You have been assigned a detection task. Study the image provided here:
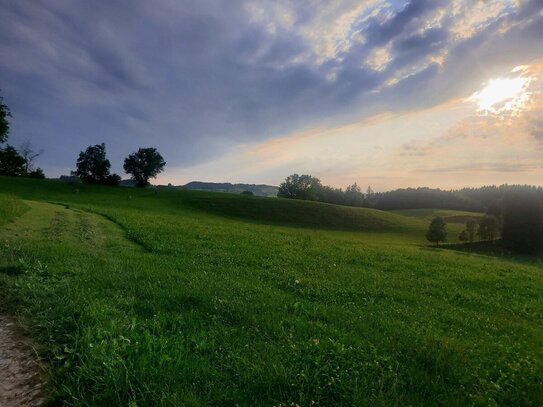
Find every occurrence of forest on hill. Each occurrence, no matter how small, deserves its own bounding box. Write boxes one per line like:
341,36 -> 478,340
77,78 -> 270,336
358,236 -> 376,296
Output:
180,181 -> 278,197
278,174 -> 543,212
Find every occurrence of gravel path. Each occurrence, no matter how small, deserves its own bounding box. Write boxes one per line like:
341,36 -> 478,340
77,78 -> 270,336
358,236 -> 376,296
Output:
0,315 -> 45,407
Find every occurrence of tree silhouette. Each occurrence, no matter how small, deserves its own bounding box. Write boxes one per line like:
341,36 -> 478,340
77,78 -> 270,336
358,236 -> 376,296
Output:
465,219 -> 478,243
426,217 -> 447,247
19,140 -> 43,174
277,174 -> 322,200
345,183 -> 364,206
76,143 -> 119,185
0,93 -> 11,144
123,147 -> 166,187
28,167 -> 45,179
502,193 -> 543,254
0,145 -> 26,176
477,215 -> 500,241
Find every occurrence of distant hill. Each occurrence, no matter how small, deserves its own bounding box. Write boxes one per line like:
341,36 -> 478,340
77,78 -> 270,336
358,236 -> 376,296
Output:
181,181 -> 278,197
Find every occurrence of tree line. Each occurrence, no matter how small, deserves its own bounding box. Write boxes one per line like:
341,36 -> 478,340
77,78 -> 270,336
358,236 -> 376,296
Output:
278,174 -> 371,207
0,94 -> 165,187
425,191 -> 543,254
426,214 -> 501,247
373,185 -> 543,212
279,173 -> 543,254
0,95 -> 45,178
75,143 -> 165,187
278,173 -> 543,213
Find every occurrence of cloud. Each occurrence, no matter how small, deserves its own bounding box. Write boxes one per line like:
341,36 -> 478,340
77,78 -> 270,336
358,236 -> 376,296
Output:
0,0 -> 541,182
361,0 -> 445,47
418,162 -> 543,173
530,119 -> 543,139
395,63 -> 543,182
391,28 -> 449,68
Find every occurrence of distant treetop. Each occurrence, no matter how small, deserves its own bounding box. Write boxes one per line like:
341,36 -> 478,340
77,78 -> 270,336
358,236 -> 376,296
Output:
123,147 -> 166,187
0,93 -> 11,144
76,143 -> 120,186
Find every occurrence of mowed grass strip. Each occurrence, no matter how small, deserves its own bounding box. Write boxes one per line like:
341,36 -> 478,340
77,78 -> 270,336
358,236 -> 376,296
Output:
0,177 -> 542,406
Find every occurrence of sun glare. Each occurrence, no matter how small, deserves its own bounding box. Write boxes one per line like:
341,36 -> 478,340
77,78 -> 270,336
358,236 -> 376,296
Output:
470,70 -> 533,116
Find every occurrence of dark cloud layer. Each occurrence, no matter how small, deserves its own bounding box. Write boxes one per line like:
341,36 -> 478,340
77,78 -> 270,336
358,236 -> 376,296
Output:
0,0 -> 541,177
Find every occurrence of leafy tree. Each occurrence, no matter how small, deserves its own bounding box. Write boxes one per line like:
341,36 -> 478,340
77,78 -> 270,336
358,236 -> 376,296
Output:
277,174 -> 322,200
0,93 -> 11,144
0,143 -> 45,178
0,145 -> 26,176
365,186 -> 375,206
241,190 -> 254,196
345,183 -> 364,206
465,219 -> 478,243
0,98 -> 46,178
459,230 -> 468,242
426,216 -> 447,247
477,215 -> 500,241
318,185 -> 347,205
123,147 -> 166,187
76,143 -> 119,185
502,193 -> 543,254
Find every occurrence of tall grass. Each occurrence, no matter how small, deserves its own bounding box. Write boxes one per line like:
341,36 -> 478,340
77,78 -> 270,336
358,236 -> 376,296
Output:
0,193 -> 28,226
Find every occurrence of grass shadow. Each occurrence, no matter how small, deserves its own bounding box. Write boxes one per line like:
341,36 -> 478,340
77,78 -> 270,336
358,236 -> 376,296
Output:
0,265 -> 25,276
440,239 -> 542,264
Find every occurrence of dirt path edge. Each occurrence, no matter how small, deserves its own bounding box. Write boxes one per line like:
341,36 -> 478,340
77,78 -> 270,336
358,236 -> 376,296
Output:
0,314 -> 46,407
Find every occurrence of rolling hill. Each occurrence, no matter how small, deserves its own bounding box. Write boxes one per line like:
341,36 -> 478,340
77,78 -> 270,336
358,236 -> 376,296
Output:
180,181 -> 278,197
0,176 -> 541,406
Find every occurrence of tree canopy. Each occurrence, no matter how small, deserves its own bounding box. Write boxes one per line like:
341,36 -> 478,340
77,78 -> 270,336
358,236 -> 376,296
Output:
0,94 -> 10,144
0,96 -> 46,178
345,183 -> 364,206
76,143 -> 119,185
278,174 -> 323,200
465,219 -> 478,243
426,217 -> 447,247
123,147 -> 166,187
0,145 -> 26,176
502,193 -> 543,254
477,215 -> 500,241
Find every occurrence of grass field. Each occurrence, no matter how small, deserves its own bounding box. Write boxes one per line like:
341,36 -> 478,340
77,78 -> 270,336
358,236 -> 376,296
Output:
392,208 -> 482,224
0,176 -> 542,406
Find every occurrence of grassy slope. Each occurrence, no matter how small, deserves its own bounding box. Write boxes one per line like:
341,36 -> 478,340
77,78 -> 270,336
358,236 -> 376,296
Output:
0,177 -> 542,406
391,209 -> 482,218
392,208 -> 483,242
0,177 -> 426,233
0,194 -> 29,226
392,208 -> 482,224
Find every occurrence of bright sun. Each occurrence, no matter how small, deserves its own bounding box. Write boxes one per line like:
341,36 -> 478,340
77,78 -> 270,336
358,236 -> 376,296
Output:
470,70 -> 533,116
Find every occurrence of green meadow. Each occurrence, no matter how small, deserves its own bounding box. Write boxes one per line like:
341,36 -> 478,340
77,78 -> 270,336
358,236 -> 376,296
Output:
391,208 -> 482,222
0,176 -> 542,406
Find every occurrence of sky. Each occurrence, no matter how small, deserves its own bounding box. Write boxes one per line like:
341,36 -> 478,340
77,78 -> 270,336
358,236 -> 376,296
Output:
1,0 -> 543,190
